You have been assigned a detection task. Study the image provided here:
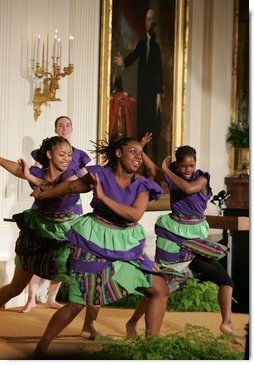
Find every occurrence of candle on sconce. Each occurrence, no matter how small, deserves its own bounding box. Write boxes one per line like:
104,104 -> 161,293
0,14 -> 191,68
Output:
32,36 -> 36,66
68,35 -> 74,64
42,41 -> 45,68
53,35 -> 57,63
31,28 -> 74,121
57,38 -> 61,67
36,34 -> 41,64
60,41 -> 62,67
46,33 -> 49,71
53,29 -> 58,63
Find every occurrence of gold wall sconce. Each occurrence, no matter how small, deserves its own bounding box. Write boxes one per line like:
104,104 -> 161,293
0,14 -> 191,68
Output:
32,31 -> 74,121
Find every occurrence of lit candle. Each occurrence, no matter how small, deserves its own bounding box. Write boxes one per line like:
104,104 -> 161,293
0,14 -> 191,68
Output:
33,36 -> 36,64
68,35 -> 74,64
36,34 -> 41,64
57,38 -> 61,66
53,34 -> 57,62
42,41 -> 45,67
53,29 -> 58,63
60,42 -> 62,68
46,33 -> 49,71
26,38 -> 29,69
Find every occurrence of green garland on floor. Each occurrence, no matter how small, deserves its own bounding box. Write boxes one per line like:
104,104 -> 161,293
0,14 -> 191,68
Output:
42,325 -> 244,360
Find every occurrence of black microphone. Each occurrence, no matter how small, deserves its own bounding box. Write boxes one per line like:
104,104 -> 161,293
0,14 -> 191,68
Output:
210,190 -> 231,205
211,195 -> 218,205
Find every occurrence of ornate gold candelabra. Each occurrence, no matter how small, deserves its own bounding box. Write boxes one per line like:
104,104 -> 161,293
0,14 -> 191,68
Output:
32,32 -> 74,121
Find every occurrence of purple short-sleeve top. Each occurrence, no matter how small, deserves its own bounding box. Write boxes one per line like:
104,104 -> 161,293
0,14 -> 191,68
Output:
29,166 -> 80,214
164,162 -> 212,216
86,165 -> 163,226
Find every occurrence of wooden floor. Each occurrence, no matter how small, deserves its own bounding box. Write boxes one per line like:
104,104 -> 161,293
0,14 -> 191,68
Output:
0,305 -> 249,360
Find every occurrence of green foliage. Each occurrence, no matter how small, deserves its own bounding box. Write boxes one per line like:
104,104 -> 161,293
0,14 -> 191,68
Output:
109,279 -> 220,312
167,279 -> 220,312
50,326 -> 244,360
226,124 -> 249,148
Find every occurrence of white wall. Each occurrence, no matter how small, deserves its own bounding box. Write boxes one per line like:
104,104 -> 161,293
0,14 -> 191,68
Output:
0,0 -> 234,306
185,0 -> 233,216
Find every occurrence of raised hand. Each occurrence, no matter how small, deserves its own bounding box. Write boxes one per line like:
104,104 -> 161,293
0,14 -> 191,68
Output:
30,186 -> 43,199
90,173 -> 104,201
17,158 -> 30,180
30,182 -> 55,199
162,156 -> 172,172
140,132 -> 152,148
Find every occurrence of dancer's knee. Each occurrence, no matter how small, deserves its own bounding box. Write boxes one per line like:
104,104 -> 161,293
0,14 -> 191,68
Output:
148,275 -> 169,298
66,301 -> 84,316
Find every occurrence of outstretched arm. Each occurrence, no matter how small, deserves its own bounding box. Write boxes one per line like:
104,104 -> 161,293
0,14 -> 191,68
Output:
162,156 -> 207,194
31,172 -> 94,199
0,157 -> 25,178
0,157 -> 44,186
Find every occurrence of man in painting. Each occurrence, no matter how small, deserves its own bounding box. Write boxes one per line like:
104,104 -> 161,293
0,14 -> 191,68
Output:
114,8 -> 163,166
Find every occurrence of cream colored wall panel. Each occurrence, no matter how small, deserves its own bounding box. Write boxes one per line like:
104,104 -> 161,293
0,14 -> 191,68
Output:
185,0 -> 205,150
186,0 -> 234,216
208,0 -> 233,207
69,0 -> 100,212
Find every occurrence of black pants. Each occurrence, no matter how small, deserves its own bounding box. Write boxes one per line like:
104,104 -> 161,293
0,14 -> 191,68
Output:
189,255 -> 234,288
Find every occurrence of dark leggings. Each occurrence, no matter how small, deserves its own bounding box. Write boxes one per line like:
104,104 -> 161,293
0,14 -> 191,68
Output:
189,255 -> 234,289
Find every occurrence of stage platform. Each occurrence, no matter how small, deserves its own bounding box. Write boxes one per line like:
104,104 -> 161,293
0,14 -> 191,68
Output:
0,305 -> 248,360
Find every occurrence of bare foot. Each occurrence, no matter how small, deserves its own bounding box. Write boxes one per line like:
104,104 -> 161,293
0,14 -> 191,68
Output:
20,301 -> 36,313
45,301 -> 63,309
80,322 -> 101,341
126,320 -> 138,337
220,323 -> 243,346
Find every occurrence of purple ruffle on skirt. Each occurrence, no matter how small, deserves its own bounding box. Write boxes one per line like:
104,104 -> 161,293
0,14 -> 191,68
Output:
155,225 -> 184,245
66,229 -> 145,262
70,258 -> 111,273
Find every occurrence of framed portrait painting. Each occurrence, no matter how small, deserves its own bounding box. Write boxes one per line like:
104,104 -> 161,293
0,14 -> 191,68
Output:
98,0 -> 189,210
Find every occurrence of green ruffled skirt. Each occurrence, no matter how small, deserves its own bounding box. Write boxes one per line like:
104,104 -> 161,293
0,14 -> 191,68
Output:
66,214 -> 156,305
14,209 -> 78,282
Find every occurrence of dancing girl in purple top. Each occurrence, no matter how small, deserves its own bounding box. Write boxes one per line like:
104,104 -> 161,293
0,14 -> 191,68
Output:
126,145 -> 241,345
24,116 -> 91,314
0,136 -> 81,309
32,136 -> 169,358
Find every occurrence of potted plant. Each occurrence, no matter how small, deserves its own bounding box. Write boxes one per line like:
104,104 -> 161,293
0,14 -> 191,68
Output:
226,123 -> 249,148
226,123 -> 249,175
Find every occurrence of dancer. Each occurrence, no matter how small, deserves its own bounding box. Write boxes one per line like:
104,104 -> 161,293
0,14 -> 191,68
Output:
80,132 -> 154,340
125,145 -> 240,344
0,136 -> 81,309
32,136 -> 169,357
80,132 -> 155,341
22,115 -> 91,313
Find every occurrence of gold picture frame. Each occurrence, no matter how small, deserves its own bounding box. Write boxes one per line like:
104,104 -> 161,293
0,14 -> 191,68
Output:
229,0 -> 249,176
98,0 -> 189,210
